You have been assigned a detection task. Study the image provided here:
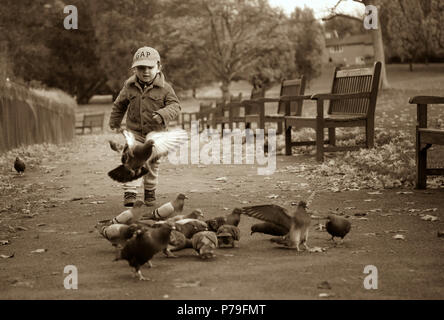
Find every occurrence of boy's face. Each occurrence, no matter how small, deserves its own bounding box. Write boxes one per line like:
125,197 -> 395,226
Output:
135,64 -> 160,83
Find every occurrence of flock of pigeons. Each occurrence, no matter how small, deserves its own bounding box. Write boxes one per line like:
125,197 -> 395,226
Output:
96,193 -> 351,281
13,129 -> 352,281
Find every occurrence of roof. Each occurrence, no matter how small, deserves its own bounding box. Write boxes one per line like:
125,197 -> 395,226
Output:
325,34 -> 373,47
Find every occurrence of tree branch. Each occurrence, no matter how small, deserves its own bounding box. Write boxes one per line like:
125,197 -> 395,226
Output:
322,13 -> 363,23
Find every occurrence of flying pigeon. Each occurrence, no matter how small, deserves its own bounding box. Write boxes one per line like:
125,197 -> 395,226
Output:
242,201 -> 311,251
325,214 -> 351,244
116,223 -> 175,280
14,157 -> 26,175
216,224 -> 240,248
191,231 -> 218,259
108,129 -> 188,183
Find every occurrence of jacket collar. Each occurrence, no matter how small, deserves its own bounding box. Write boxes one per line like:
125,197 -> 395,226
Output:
127,72 -> 165,91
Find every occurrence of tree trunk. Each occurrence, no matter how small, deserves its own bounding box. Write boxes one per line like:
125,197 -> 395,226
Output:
370,18 -> 390,89
361,0 -> 389,89
220,81 -> 230,101
192,88 -> 197,98
409,61 -> 413,72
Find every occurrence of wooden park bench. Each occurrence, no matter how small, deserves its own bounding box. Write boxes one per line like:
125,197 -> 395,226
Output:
213,93 -> 242,132
238,77 -> 307,135
75,113 -> 105,134
284,61 -> 382,162
409,96 -> 444,189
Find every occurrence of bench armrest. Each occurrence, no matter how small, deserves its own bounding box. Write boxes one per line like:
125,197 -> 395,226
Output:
279,94 -> 312,101
409,96 -> 444,105
311,92 -> 371,100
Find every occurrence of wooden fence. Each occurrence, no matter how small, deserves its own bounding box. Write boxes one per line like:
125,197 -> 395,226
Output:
0,81 -> 76,153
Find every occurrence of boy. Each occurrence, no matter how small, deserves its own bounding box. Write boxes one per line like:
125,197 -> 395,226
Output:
109,46 -> 181,207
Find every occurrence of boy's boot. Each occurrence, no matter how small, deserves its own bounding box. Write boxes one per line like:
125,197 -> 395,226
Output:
124,192 -> 137,207
144,189 -> 156,206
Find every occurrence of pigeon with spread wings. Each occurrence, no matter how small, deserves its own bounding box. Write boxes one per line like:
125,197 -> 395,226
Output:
242,201 -> 311,251
108,129 -> 188,183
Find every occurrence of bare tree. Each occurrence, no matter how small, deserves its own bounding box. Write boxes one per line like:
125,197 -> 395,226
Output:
323,0 -> 389,89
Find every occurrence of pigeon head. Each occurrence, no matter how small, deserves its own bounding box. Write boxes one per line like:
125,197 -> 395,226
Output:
232,208 -> 242,215
189,209 -> 203,219
298,201 -> 307,209
177,194 -> 188,200
133,200 -> 145,208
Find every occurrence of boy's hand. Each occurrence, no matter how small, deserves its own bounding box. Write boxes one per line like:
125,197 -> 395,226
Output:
152,113 -> 163,124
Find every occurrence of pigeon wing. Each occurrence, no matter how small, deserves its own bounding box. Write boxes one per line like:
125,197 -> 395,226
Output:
123,130 -> 136,150
241,204 -> 292,229
147,129 -> 189,159
108,165 -> 135,183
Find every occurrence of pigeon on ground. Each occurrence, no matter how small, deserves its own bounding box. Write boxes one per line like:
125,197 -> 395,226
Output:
168,229 -> 192,252
205,216 -> 228,232
14,157 -> 26,175
325,214 -> 351,243
108,129 -> 188,183
217,224 -> 240,248
145,194 -> 188,220
174,219 -> 208,239
242,201 -> 311,251
168,209 -> 204,222
250,222 -> 288,236
111,200 -> 145,224
108,140 -> 124,153
226,208 -> 242,227
191,231 -> 218,259
116,223 -> 175,280
97,223 -> 142,258
98,223 -> 141,247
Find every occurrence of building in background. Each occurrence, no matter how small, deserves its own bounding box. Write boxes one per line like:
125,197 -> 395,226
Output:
324,34 -> 374,66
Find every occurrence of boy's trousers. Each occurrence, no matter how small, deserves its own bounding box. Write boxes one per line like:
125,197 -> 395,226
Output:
123,130 -> 159,193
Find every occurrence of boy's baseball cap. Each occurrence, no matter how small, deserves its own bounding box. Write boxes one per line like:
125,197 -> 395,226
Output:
131,46 -> 161,68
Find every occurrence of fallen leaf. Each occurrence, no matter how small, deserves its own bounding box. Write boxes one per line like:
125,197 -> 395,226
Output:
364,199 -> 375,202
1,253 -> 14,259
393,234 -> 405,240
364,233 -> 377,236
0,240 -> 10,245
266,194 -> 279,199
309,246 -> 326,253
317,281 -> 332,290
367,191 -> 382,195
31,248 -> 47,253
396,191 -> 413,195
163,294 -> 169,299
437,231 -> 444,238
423,208 -> 438,212
70,197 -> 83,201
215,177 -> 227,182
319,293 -> 334,298
16,226 -> 28,231
174,281 -> 201,288
90,201 -> 105,204
354,212 -> 367,217
421,215 -> 438,222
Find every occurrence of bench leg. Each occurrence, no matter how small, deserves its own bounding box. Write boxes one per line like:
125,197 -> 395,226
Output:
285,125 -> 292,156
416,131 -> 427,189
328,128 -> 336,146
366,120 -> 374,148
